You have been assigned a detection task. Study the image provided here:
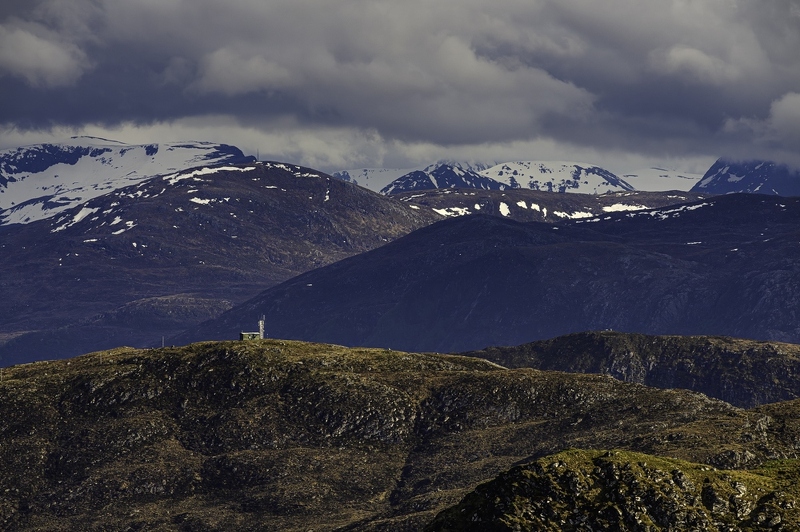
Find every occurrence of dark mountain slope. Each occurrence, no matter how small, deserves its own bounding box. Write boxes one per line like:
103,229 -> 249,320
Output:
176,215 -> 609,350
181,194 -> 800,352
0,162 -> 437,364
464,331 -> 800,408
4,340 -> 800,530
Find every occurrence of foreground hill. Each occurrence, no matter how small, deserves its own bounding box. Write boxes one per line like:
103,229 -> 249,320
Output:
0,162 -> 436,365
3,340 -> 800,530
181,193 -> 800,352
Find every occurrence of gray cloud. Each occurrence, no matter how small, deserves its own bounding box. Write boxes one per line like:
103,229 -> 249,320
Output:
0,23 -> 90,87
1,0 -> 799,167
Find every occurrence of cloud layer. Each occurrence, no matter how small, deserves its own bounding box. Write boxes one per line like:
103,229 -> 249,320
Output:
2,0 -> 799,169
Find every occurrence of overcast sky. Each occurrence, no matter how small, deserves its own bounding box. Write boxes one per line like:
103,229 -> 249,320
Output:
1,0 -> 799,173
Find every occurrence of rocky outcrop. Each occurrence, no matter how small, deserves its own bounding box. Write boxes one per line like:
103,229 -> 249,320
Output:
427,449 -> 800,531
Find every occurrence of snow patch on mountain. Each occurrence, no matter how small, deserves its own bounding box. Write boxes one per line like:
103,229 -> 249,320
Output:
0,138 -> 254,226
163,165 -> 256,185
602,203 -> 647,212
553,210 -> 595,219
627,202 -> 714,221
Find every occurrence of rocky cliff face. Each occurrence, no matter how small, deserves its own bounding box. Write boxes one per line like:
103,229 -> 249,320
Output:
3,340 -> 800,530
464,331 -> 800,408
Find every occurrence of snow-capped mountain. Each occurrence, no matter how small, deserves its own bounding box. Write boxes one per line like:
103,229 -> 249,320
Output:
0,137 -> 255,225
620,167 -> 703,192
380,161 -> 504,195
479,161 -> 633,194
691,159 -> 800,196
333,160 -> 496,195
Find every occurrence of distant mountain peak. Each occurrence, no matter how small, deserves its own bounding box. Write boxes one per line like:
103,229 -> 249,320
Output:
691,158 -> 800,196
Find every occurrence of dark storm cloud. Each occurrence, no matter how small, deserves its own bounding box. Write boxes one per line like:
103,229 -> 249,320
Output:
1,0 -> 799,163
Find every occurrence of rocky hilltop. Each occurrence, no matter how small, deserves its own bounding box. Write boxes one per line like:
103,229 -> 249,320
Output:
3,339 -> 800,530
